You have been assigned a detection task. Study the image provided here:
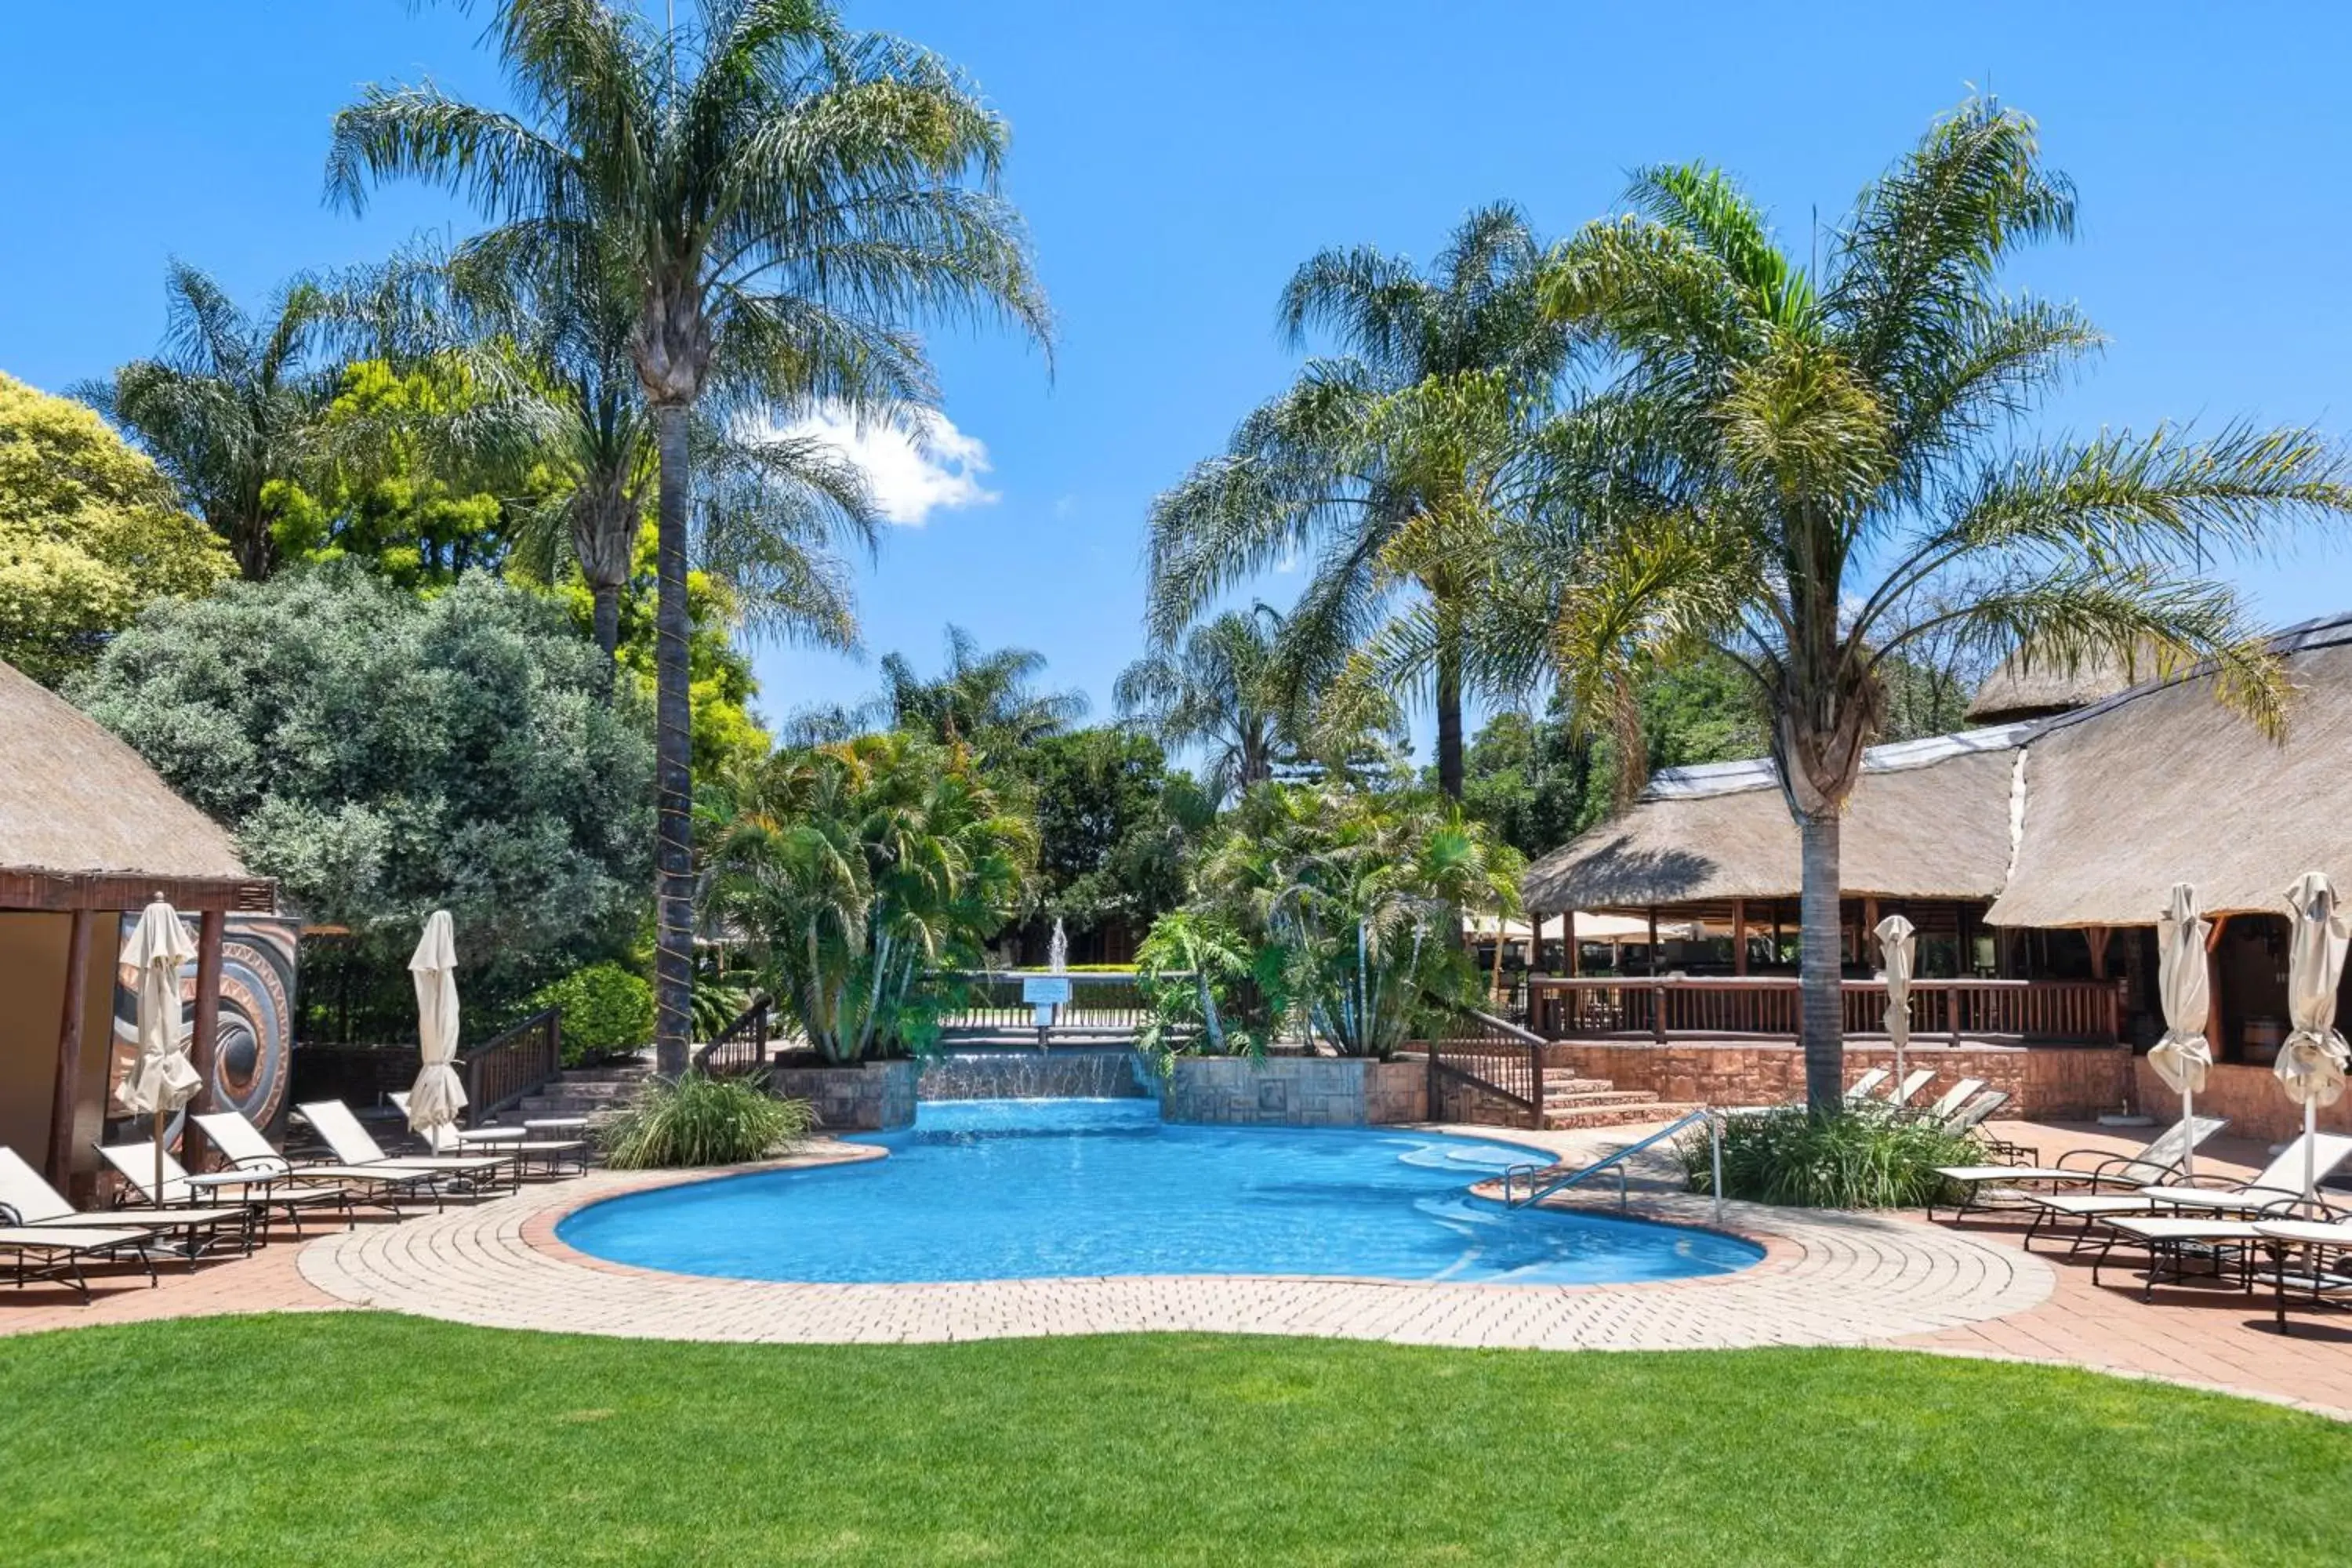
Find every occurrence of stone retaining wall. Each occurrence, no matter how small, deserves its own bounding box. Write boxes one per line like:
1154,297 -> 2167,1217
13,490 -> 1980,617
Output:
2132,1058 -> 2352,1145
1539,1040 -> 2132,1119
1163,1056 -> 1426,1127
766,1058 -> 918,1132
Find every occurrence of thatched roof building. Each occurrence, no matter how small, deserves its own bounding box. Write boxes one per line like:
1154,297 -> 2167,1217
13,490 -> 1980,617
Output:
1519,726 -> 2029,916
1523,612 -> 2352,932
1963,644 -> 2146,725
0,659 -> 270,912
1986,614 -> 2352,927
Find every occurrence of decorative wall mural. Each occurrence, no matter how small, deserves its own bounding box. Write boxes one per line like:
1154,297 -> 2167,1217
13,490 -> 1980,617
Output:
109,914 -> 301,1138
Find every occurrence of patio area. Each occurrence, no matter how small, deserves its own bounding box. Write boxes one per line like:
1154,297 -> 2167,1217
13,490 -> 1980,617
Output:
8,1116 -> 2347,1421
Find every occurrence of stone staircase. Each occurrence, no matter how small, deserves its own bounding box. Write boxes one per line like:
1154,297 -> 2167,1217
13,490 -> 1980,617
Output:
506,1062 -> 651,1124
1538,1075 -> 1699,1132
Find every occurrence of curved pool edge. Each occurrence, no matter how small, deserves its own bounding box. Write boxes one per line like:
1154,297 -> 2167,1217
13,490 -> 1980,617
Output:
299,1166 -> 2055,1352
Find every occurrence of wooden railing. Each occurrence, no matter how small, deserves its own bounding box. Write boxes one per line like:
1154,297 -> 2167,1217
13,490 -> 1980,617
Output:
1526,975 -> 2122,1044
465,1007 -> 561,1116
694,995 -> 771,1077
1420,998 -> 1548,1128
931,971 -> 1167,1036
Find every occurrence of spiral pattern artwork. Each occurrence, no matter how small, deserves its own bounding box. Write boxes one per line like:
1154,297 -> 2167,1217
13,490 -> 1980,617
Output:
108,913 -> 301,1135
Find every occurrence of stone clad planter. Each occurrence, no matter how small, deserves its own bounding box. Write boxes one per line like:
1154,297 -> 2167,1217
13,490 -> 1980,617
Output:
766,1058 -> 918,1132
1163,1055 -> 1427,1127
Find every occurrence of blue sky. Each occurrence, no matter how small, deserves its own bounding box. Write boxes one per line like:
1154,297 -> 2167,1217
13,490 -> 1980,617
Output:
5,2 -> 2349,754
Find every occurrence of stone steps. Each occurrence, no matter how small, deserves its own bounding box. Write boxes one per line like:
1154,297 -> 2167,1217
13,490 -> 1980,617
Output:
1541,1088 -> 1662,1109
507,1064 -> 650,1122
1542,1099 -> 1701,1131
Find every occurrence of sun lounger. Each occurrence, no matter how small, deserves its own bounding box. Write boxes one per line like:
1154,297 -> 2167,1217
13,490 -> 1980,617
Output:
295,1101 -> 516,1191
1881,1068 -> 1936,1109
387,1094 -> 589,1176
2,1145 -> 256,1245
2026,1133 -> 2352,1251
2251,1214 -> 2352,1333
97,1139 -> 349,1243
1918,1077 -> 1987,1123
1926,1114 -> 2227,1222
194,1111 -> 441,1213
1842,1068 -> 1890,1104
1943,1089 -> 2009,1138
0,1225 -> 163,1303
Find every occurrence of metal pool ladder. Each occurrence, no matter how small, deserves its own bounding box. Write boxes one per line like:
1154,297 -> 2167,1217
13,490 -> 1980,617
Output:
1500,1108 -> 1723,1222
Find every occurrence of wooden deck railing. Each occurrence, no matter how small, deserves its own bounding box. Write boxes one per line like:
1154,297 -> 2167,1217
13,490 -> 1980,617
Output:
1418,997 -> 1549,1128
931,971 -> 1168,1036
464,1007 -> 562,1116
1526,975 -> 2121,1045
694,994 -> 771,1077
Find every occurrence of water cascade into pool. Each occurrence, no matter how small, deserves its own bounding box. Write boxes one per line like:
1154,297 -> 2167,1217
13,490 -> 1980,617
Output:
558,1099 -> 1762,1287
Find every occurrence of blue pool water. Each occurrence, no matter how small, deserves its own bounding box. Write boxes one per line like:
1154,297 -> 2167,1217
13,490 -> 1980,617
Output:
558,1098 -> 1761,1286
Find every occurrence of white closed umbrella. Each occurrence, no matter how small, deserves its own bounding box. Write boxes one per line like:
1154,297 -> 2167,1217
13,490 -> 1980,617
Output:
2278,872 -> 2350,1203
1875,914 -> 1917,1098
116,900 -> 201,1208
2150,883 -> 2215,1182
406,910 -> 468,1138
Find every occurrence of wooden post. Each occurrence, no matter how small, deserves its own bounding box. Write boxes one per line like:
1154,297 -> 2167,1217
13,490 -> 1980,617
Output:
1731,899 -> 1748,977
1563,909 -> 1580,978
2085,925 -> 2111,981
1863,897 -> 1880,967
45,909 -> 94,1188
187,909 -> 224,1173
1646,906 -> 1660,975
2204,913 -> 2230,1060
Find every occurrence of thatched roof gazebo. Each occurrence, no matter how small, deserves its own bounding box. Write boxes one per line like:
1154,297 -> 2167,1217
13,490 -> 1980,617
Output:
1963,642 -> 2149,726
0,659 -> 274,1187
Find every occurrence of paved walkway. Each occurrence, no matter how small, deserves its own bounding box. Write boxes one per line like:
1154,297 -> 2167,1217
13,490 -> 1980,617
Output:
6,1118 -> 2348,1421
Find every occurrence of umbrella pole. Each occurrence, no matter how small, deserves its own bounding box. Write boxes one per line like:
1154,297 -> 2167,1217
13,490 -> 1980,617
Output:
152,1109 -> 167,1209
2307,1099 -> 2319,1203
2181,1087 -> 2194,1185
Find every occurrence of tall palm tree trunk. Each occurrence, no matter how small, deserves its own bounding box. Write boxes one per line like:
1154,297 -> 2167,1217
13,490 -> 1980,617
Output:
652,404 -> 695,1075
1435,636 -> 1465,800
1797,810 -> 1845,1113
591,586 -> 622,659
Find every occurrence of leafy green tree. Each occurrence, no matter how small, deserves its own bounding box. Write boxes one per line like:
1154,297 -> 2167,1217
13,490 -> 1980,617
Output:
0,371 -> 232,683
579,521 -> 773,777
794,625 -> 1088,753
329,0 -> 1049,1074
1011,728 -> 1211,951
1185,783 -> 1523,1056
72,564 -> 653,1009
701,731 -> 1033,1062
1446,100 -> 2352,1110
1145,205 -> 1567,799
77,262 -> 351,580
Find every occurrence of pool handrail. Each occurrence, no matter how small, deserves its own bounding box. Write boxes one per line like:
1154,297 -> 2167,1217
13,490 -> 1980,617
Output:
1501,1108 -> 1722,1219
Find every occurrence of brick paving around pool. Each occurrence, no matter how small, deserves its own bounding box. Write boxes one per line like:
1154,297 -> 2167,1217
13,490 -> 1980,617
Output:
5,1120 -> 2349,1421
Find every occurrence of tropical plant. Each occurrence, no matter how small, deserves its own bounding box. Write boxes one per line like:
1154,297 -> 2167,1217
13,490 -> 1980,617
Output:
1407,99 -> 2352,1111
1009,727 -> 1208,952
73,564 -> 653,1005
0,370 -> 234,683
525,960 -> 656,1064
1144,205 -> 1570,799
1684,1106 -> 1987,1209
1131,909 -> 1263,1072
1185,782 -> 1523,1057
77,262 -> 355,580
329,0 -> 1050,1073
598,1071 -> 811,1168
700,731 -> 1034,1063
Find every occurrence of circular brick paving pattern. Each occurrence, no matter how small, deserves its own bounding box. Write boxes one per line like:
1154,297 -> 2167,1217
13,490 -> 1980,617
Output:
297,1144 -> 2053,1350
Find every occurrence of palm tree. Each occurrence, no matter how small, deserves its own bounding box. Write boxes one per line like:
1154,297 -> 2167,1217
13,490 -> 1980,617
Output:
877,625 -> 1088,750
78,261 -> 348,579
1144,204 -> 1569,799
1446,100 -> 2352,1112
328,0 -> 1048,1073
1113,604 -> 1297,803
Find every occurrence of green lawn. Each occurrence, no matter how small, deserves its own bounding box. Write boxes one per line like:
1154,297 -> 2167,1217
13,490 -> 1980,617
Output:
4,1316 -> 2345,1566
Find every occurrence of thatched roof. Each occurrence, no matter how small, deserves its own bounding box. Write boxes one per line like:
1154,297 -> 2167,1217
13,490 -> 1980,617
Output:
1521,726 -> 2030,914
0,657 -> 267,910
1965,644 -> 2147,724
1985,613 -> 2352,927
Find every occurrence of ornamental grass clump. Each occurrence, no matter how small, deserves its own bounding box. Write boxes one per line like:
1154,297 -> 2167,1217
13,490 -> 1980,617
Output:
1683,1107 -> 1983,1209
598,1073 -> 813,1170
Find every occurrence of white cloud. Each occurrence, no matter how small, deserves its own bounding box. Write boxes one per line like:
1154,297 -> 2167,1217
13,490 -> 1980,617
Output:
775,404 -> 999,526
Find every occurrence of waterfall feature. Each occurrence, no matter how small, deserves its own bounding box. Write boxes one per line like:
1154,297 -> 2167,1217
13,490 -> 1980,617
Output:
919,1046 -> 1150,1101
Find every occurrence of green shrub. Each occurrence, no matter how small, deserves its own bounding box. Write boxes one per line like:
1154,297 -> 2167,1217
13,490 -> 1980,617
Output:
528,962 -> 655,1064
1682,1107 -> 1984,1209
597,1073 -> 814,1169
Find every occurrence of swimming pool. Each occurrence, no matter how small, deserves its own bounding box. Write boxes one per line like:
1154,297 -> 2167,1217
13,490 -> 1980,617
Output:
557,1098 -> 1762,1287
